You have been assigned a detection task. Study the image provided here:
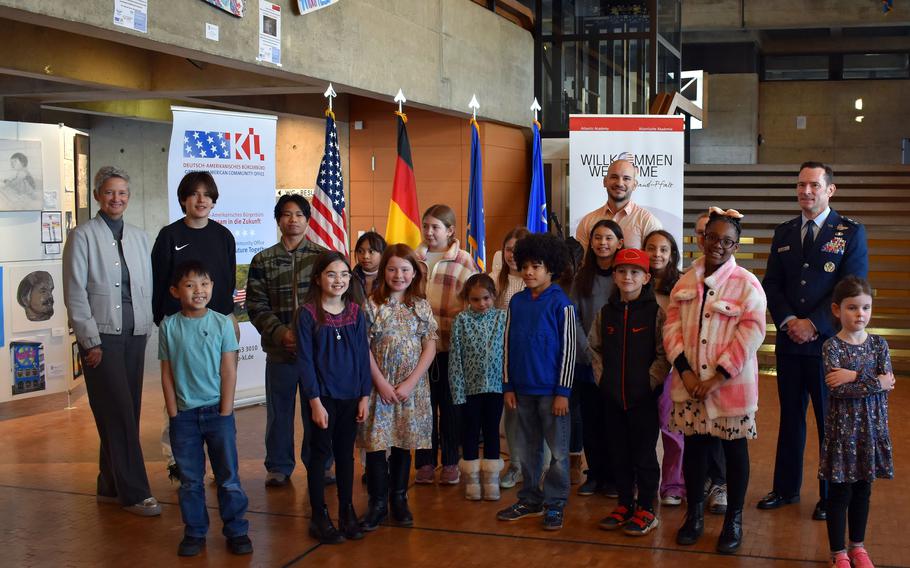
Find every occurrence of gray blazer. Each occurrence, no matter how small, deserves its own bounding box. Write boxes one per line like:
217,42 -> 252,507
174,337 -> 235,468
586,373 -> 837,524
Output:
63,215 -> 153,349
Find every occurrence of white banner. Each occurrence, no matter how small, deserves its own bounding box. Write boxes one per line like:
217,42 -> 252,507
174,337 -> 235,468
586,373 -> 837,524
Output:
168,106 -> 278,403
568,114 -> 685,251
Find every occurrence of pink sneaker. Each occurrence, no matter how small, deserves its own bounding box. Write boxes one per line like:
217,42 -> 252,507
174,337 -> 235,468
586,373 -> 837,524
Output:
848,547 -> 875,568
439,465 -> 461,485
415,465 -> 435,484
831,552 -> 850,568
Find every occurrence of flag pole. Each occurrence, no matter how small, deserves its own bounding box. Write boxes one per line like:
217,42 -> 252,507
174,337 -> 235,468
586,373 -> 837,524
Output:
324,83 -> 336,113
394,88 -> 406,115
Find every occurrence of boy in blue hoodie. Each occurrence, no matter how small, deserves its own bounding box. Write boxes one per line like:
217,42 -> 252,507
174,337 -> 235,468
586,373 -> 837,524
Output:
496,233 -> 576,531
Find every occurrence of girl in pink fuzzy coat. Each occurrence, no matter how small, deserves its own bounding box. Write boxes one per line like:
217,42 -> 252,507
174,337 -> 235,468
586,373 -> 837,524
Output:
663,208 -> 767,555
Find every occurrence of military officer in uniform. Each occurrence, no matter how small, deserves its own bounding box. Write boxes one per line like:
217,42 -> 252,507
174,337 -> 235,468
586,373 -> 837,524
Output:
758,162 -> 868,521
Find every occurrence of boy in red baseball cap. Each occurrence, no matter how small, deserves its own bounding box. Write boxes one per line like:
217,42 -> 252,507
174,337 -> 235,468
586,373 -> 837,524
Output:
587,249 -> 671,537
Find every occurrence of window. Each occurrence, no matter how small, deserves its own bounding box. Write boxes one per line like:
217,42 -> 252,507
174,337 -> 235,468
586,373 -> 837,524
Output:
843,53 -> 910,79
763,55 -> 830,81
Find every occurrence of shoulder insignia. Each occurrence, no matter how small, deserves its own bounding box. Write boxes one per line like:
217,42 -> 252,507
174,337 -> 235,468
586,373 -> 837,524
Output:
839,216 -> 860,226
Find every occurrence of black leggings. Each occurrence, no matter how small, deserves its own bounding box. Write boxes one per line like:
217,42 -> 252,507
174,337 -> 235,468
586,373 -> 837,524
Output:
461,393 -> 503,460
683,435 -> 749,510
826,480 -> 872,552
307,397 -> 358,511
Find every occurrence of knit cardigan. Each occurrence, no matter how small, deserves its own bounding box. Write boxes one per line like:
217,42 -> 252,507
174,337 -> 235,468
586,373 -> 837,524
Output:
663,256 -> 767,419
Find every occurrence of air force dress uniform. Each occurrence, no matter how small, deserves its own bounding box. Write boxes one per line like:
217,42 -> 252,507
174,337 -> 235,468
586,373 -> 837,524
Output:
762,208 -> 868,503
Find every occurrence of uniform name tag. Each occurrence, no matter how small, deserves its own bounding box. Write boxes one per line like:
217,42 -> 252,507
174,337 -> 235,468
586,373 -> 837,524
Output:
777,245 -> 790,252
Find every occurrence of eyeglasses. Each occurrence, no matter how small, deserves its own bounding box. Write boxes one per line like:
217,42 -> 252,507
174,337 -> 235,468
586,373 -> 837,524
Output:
704,233 -> 738,250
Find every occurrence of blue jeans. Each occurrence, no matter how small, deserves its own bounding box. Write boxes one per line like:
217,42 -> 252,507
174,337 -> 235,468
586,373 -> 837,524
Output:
515,393 -> 571,510
170,405 -> 249,538
265,361 -> 314,476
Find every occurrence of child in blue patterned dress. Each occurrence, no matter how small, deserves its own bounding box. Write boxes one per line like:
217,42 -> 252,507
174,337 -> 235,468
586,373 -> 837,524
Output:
820,275 -> 895,568
449,273 -> 507,501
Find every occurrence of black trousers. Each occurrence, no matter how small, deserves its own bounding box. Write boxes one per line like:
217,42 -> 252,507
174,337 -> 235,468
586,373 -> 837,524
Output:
605,398 -> 660,511
826,480 -> 872,552
307,397 -> 358,511
461,393 -> 503,460
684,435 -> 750,510
773,353 -> 828,500
569,383 -> 583,453
579,380 -> 612,484
415,352 -> 460,468
82,331 -> 152,506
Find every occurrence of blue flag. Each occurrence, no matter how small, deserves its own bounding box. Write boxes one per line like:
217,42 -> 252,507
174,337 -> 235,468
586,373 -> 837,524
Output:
466,119 -> 486,271
527,120 -> 548,233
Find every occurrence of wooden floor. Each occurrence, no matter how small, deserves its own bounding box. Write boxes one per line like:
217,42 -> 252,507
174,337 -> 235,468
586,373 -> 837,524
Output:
1,365 -> 908,567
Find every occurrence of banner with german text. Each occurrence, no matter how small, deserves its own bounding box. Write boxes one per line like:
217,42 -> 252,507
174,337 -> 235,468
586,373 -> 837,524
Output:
168,106 -> 277,404
568,115 -> 684,250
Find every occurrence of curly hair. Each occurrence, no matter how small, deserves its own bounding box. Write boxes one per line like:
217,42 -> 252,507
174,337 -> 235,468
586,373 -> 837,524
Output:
513,233 -> 570,278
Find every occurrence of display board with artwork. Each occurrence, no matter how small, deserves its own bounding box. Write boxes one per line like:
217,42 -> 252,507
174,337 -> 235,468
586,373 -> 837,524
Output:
0,121 -> 86,403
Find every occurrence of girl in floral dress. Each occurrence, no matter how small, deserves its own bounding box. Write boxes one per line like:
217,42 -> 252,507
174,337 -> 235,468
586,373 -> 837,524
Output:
821,275 -> 895,568
358,244 -> 437,531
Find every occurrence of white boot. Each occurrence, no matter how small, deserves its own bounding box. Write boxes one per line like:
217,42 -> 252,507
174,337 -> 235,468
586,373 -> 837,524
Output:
460,459 -> 481,501
481,458 -> 504,501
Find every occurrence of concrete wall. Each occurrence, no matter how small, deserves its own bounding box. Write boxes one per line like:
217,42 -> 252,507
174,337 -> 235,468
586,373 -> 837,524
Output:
0,0 -> 534,126
690,73 -> 758,164
88,117 -> 170,241
683,0 -> 910,31
758,79 -> 910,164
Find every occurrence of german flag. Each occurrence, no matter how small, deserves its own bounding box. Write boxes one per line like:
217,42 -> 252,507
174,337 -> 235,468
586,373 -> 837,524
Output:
385,111 -> 421,248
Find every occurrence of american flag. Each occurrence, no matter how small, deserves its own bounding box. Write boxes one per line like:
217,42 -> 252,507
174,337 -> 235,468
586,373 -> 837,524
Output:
308,111 -> 348,253
183,131 -> 232,159
233,288 -> 246,304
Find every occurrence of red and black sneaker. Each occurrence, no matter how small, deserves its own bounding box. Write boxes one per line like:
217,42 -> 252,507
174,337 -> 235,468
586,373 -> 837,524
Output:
598,505 -> 633,530
623,507 -> 660,536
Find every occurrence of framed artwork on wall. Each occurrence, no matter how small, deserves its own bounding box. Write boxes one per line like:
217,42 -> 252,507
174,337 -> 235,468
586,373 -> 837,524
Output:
74,134 -> 91,226
0,139 -> 44,211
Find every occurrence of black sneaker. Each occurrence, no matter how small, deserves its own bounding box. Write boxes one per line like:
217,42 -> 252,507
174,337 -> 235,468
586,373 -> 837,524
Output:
542,508 -> 564,531
577,476 -> 599,496
177,536 -> 205,557
496,501 -> 544,521
227,535 -> 253,555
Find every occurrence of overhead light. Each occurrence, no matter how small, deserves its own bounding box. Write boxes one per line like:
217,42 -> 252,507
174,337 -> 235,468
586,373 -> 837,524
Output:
855,115 -> 864,122
855,98 -> 863,110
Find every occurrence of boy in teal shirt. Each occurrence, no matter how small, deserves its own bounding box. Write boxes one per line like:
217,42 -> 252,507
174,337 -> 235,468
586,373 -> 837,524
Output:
160,260 -> 252,557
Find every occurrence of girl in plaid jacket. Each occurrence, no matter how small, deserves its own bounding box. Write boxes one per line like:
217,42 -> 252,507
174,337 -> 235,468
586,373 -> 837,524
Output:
413,204 -> 477,485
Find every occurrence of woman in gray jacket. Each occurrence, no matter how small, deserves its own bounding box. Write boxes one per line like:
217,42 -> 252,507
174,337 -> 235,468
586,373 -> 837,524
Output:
63,166 -> 160,516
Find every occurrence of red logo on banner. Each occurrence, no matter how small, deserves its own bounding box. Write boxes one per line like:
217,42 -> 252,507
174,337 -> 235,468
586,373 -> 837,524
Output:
234,128 -> 265,161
